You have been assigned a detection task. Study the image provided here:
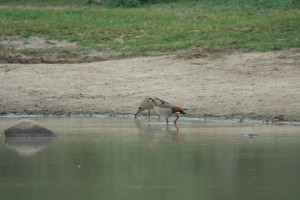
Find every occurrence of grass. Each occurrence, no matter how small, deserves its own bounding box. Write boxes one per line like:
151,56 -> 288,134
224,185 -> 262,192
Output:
1,0 -> 299,8
0,0 -> 86,7
0,1 -> 299,61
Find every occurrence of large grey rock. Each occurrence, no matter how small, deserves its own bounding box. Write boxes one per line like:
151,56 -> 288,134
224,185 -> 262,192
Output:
4,119 -> 58,137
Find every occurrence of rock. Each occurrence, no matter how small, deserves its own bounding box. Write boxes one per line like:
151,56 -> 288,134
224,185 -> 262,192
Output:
244,133 -> 260,138
4,119 -> 58,137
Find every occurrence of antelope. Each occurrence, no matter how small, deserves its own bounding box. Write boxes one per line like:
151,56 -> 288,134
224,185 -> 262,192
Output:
134,96 -> 169,118
148,97 -> 187,124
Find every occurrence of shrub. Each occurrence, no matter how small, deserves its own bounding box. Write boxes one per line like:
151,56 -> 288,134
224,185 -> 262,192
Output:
104,0 -> 177,7
104,0 -> 141,7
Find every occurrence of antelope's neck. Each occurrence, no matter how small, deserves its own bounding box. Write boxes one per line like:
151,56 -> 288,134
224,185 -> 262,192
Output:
151,100 -> 158,107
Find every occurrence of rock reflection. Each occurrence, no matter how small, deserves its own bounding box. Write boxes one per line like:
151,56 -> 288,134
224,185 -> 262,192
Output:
5,137 -> 57,157
134,119 -> 182,149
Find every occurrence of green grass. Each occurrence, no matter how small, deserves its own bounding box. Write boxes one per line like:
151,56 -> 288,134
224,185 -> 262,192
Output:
1,0 -> 299,8
0,1 -> 299,60
0,0 -> 86,7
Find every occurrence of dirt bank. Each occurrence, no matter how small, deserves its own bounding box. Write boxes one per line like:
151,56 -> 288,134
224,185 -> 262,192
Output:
0,49 -> 299,121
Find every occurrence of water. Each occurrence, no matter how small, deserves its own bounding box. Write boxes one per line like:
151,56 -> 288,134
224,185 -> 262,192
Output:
0,117 -> 300,200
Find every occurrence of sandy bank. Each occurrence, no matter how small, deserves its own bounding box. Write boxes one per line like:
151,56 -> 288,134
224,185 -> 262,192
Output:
0,49 -> 299,121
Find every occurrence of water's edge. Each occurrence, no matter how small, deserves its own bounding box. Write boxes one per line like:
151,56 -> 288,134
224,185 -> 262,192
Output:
1,113 -> 300,126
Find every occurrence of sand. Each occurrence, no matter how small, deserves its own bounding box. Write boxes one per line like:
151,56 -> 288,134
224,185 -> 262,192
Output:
0,48 -> 299,121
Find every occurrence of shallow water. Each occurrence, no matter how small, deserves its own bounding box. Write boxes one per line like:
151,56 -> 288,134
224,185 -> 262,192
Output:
0,117 -> 300,200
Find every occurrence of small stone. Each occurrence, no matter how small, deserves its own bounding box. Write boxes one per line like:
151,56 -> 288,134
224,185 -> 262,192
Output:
244,133 -> 259,138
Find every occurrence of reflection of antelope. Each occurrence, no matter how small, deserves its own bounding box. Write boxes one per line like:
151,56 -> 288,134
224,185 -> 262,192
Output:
134,96 -> 170,118
134,119 -> 181,149
148,97 -> 187,124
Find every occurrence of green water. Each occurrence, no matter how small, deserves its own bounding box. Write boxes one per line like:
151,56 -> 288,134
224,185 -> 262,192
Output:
0,117 -> 300,200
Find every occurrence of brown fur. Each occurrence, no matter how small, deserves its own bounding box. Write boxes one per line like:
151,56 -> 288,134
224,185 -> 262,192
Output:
171,105 -> 184,112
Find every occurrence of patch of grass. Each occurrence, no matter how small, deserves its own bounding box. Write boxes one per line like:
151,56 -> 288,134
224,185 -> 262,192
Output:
0,0 -> 87,7
198,0 -> 299,9
1,0 -> 299,8
17,48 -> 40,54
0,1 -> 299,59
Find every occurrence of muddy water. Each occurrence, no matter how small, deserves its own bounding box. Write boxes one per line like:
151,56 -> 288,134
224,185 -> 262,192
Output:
0,117 -> 299,200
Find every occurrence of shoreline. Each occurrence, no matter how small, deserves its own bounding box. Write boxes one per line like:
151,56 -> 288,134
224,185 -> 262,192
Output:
1,49 -> 299,122
1,113 -> 300,126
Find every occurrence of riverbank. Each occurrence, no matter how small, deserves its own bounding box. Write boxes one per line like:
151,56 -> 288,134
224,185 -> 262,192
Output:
0,49 -> 299,121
